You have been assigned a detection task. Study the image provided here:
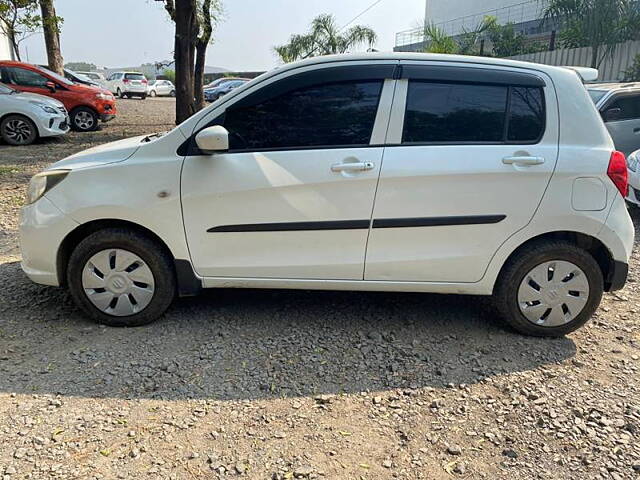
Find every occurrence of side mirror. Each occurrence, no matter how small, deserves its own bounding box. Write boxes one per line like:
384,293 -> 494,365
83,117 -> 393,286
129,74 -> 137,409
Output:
195,125 -> 229,153
603,107 -> 622,122
45,81 -> 56,93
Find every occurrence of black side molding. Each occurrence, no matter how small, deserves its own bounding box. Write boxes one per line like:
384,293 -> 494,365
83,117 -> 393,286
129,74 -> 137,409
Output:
606,260 -> 628,292
174,259 -> 202,297
208,215 -> 507,233
401,64 -> 546,87
373,215 -> 506,229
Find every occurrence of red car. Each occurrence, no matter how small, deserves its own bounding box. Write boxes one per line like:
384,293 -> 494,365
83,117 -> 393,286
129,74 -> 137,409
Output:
0,61 -> 116,132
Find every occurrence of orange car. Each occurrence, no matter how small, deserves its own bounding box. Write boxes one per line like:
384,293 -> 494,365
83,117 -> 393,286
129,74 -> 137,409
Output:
0,61 -> 116,132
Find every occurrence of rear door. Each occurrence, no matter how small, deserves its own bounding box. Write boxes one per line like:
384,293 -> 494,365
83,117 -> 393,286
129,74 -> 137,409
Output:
365,62 -> 559,283
601,92 -> 640,156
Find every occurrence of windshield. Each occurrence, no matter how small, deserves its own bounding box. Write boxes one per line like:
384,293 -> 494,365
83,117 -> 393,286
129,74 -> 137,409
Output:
0,83 -> 15,94
38,66 -> 73,86
588,89 -> 607,104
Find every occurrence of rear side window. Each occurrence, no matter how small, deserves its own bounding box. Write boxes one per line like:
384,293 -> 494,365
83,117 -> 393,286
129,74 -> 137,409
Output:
224,80 -> 383,150
403,81 -> 545,144
604,94 -> 640,121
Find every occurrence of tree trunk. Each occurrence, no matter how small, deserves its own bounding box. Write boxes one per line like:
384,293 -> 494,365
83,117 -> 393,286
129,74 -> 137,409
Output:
39,0 -> 63,75
173,0 -> 198,124
590,44 -> 599,69
194,0 -> 213,110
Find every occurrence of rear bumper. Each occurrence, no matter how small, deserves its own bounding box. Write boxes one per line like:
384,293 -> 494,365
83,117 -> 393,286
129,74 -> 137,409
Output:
100,114 -> 116,123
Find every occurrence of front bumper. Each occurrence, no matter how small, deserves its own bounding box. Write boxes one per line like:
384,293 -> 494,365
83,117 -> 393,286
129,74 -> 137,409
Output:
96,100 -> 117,122
100,114 -> 116,123
38,113 -> 70,138
19,196 -> 78,286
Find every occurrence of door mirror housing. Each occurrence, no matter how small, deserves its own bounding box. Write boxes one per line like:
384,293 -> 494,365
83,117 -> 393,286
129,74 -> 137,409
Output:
195,125 -> 229,153
45,81 -> 56,93
603,107 -> 622,122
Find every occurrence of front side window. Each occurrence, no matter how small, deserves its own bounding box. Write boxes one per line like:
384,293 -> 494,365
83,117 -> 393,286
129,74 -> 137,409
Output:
223,80 -> 383,150
403,81 -> 545,144
605,94 -> 640,121
6,67 -> 49,88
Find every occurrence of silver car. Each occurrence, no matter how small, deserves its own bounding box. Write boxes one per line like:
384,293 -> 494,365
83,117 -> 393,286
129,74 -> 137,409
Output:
147,80 -> 175,97
588,83 -> 640,156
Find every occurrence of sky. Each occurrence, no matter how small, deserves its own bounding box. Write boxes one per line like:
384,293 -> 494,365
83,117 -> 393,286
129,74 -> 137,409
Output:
20,0 -> 426,72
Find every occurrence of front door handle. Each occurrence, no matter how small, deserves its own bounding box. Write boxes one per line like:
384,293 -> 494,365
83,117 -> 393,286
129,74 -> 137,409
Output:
331,161 -> 375,173
502,156 -> 545,166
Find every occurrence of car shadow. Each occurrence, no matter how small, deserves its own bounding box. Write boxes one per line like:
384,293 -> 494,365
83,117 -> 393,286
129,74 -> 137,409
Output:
0,260 -> 577,402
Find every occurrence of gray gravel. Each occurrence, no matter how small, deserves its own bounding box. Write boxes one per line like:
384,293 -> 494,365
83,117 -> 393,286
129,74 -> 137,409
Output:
0,98 -> 639,479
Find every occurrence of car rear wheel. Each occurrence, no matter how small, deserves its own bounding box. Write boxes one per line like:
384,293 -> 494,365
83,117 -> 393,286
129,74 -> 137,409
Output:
116,88 -> 124,99
140,94 -> 147,100
67,228 -> 176,327
1,114 -> 38,145
70,107 -> 99,132
170,90 -> 176,97
494,241 -> 603,337
149,90 -> 157,97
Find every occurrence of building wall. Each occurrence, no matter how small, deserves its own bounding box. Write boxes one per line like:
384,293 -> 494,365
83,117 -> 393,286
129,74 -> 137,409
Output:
0,30 -> 14,60
425,0 -> 520,25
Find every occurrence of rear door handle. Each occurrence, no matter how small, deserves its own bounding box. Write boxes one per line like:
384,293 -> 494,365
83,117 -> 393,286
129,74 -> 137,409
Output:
331,162 -> 375,173
502,156 -> 545,166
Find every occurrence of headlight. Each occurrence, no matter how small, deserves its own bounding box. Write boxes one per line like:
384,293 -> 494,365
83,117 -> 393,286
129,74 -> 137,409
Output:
628,152 -> 638,173
26,170 -> 69,205
96,92 -> 114,100
30,101 -> 58,114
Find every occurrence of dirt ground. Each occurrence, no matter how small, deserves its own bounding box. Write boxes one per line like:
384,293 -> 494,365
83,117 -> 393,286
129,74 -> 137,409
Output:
0,98 -> 639,480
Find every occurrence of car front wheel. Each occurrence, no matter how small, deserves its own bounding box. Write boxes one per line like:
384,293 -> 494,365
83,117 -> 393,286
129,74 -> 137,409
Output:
1,114 -> 38,145
70,107 -> 99,132
494,241 -> 603,337
67,228 -> 176,327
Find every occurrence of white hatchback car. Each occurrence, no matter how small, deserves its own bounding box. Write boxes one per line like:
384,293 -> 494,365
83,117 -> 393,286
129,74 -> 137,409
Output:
0,82 -> 68,145
20,53 -> 635,336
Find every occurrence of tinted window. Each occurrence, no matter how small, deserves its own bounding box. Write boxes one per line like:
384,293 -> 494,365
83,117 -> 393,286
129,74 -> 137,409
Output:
223,81 -> 383,150
605,94 -> 640,121
403,82 -> 508,143
507,87 -> 545,142
6,67 -> 49,88
588,89 -> 607,104
125,73 -> 145,80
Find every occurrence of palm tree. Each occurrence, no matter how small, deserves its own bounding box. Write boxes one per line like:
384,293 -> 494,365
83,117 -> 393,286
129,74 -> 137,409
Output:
275,14 -> 377,63
422,16 -> 496,55
542,0 -> 640,68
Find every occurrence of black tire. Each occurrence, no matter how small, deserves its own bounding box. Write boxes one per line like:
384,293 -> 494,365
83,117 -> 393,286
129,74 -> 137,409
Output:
494,241 -> 604,337
149,90 -> 157,97
140,94 -> 147,100
67,228 -> 176,327
170,90 -> 176,97
0,114 -> 38,145
116,88 -> 124,99
70,107 -> 99,132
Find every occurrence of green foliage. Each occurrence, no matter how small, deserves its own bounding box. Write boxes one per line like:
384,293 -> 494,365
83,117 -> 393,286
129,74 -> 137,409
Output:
543,0 -> 640,68
162,69 -> 176,83
622,54 -> 640,81
64,62 -> 96,71
275,13 -> 377,63
0,0 -> 62,60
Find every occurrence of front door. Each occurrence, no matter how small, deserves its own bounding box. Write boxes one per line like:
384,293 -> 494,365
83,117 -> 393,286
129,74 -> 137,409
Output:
182,71 -> 395,280
365,64 -> 559,283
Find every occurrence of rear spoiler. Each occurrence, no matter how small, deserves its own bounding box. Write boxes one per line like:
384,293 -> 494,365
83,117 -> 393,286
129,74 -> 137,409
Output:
562,66 -> 599,83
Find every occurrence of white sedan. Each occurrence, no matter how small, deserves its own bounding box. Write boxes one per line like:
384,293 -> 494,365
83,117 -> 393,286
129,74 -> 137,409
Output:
147,80 -> 175,97
0,82 -> 69,145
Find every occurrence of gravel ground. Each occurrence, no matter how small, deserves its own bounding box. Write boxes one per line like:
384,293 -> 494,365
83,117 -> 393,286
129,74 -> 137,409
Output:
0,97 -> 639,480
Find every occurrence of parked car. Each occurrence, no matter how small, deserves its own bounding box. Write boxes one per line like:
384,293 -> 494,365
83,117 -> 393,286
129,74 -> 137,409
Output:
0,82 -> 68,145
106,72 -> 148,99
204,79 -> 248,102
76,71 -> 108,89
19,53 -> 633,337
147,80 -> 175,97
588,82 -> 640,156
203,77 -> 248,90
0,60 -> 116,132
625,149 -> 640,207
39,66 -> 102,89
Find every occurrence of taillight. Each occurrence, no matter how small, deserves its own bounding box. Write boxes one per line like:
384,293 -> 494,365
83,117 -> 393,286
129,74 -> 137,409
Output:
607,151 -> 629,198
142,79 -> 148,85
123,78 -> 130,84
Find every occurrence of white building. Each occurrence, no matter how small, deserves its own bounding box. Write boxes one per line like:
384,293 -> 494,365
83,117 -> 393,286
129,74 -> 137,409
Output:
0,30 -> 15,60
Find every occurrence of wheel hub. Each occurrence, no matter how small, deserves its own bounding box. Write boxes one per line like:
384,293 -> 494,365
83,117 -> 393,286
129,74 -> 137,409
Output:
517,260 -> 590,327
82,249 -> 155,317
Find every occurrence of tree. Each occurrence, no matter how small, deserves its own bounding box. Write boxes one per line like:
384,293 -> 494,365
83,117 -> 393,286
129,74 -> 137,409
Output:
486,20 -> 545,57
422,17 -> 494,55
543,0 -> 640,68
0,0 -> 40,61
275,14 -> 377,63
39,0 -> 63,74
159,0 -> 222,123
